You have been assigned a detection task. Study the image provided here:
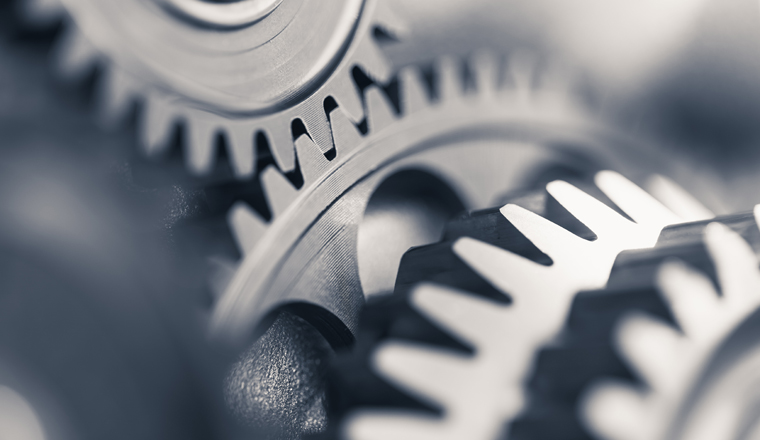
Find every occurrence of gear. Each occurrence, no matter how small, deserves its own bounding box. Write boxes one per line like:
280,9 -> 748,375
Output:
514,209 -> 760,439
19,0 -> 403,177
207,50 -> 694,349
580,208 -> 760,440
327,172 -> 710,439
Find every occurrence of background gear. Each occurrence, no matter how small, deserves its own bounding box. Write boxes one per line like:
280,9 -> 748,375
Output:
19,0 -> 403,177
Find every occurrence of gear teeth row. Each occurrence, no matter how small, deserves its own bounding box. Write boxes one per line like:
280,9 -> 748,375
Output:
513,210 -> 760,440
219,51 -> 569,280
30,0 -> 404,180
328,172 -> 706,440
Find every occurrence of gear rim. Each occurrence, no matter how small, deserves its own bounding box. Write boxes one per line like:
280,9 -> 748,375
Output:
209,52 -> 690,348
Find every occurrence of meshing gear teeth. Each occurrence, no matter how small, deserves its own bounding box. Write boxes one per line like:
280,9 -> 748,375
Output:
327,172 -> 710,440
208,49 -> 687,348
17,0 -> 689,348
20,0 -> 403,177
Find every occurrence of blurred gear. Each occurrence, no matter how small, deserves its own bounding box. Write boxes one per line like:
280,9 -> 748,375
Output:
19,0 -> 402,177
516,209 -> 760,439
582,209 -> 760,440
328,172 -> 710,439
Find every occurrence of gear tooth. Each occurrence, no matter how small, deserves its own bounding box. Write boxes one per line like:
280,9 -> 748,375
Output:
140,93 -> 176,156
19,0 -> 64,25
294,134 -> 329,184
261,165 -> 299,218
616,313 -> 682,390
227,202 -> 268,255
535,60 -> 576,106
472,50 -> 499,98
582,381 -> 650,440
373,341 -> 472,407
327,106 -> 363,157
594,171 -> 681,228
330,71 -> 365,123
646,175 -> 714,222
369,0 -> 409,40
225,124 -> 255,178
344,412 -> 442,440
207,256 -> 239,300
365,86 -> 397,133
54,25 -> 99,80
353,38 -> 392,84
97,65 -> 136,127
185,114 -> 218,175
436,55 -> 463,103
505,51 -> 538,103
300,102 -> 334,155
499,204 -> 585,263
546,180 -> 639,243
399,66 -> 429,115
453,237 -> 547,300
412,284 -> 510,349
262,119 -> 297,173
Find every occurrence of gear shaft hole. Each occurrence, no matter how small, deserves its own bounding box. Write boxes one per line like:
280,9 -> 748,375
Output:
358,169 -> 465,299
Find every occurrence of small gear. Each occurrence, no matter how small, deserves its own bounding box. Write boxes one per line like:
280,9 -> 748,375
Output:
327,172 -> 710,439
19,0 -> 403,177
579,208 -> 760,440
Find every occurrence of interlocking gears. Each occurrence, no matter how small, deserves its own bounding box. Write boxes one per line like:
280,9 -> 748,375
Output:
328,172 -> 711,439
17,0 -> 679,347
582,208 -> 760,440
208,50 -> 689,348
19,0 -> 402,177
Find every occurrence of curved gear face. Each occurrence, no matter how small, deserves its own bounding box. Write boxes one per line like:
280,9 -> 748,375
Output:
208,51 -> 687,347
21,0 -> 403,176
583,208 -> 760,440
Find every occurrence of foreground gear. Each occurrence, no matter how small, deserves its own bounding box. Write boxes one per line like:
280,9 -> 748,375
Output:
327,172 -> 710,440
515,207 -> 760,440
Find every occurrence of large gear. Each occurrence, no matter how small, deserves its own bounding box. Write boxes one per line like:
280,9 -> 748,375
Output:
326,172 -> 711,439
207,52 -> 695,350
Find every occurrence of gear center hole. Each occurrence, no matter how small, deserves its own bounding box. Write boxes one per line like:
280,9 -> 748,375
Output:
358,169 -> 465,299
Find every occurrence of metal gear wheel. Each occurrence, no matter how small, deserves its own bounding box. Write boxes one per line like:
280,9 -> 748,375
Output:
516,209 -> 760,439
19,0 -> 403,177
579,208 -> 760,440
207,51 -> 696,350
326,172 -> 711,439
